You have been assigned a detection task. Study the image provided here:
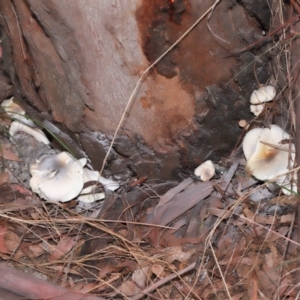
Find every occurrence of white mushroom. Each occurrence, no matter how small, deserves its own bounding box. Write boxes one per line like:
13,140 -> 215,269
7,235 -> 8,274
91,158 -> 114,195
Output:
194,160 -> 215,181
78,168 -> 119,203
249,86 -> 276,116
29,152 -> 84,202
242,127 -> 264,161
1,97 -> 25,117
250,104 -> 264,116
1,97 -> 34,126
2,97 -> 50,144
82,168 -> 120,191
242,125 -> 295,181
77,193 -> 105,203
29,151 -> 120,203
238,119 -> 248,128
10,121 -> 50,145
99,175 -> 120,191
250,86 -> 276,104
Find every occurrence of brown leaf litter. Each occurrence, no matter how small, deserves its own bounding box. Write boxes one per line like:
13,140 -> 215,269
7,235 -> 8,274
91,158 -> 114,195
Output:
0,137 -> 299,299
0,152 -> 299,298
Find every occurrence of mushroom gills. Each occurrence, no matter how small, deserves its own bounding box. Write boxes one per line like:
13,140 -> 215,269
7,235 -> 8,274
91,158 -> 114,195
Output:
242,125 -> 297,194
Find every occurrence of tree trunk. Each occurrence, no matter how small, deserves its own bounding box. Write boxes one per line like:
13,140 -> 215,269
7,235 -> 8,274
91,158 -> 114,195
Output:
0,0 -> 272,180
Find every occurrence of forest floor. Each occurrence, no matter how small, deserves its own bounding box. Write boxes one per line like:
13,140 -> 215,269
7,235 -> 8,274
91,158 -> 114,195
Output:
0,129 -> 299,300
0,1 -> 299,299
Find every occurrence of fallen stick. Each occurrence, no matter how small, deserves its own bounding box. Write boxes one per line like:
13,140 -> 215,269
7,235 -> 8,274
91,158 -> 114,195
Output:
0,264 -> 104,300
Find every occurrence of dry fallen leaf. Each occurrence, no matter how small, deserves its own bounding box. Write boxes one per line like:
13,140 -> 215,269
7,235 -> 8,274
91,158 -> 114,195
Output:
0,144 -> 21,161
118,280 -> 141,296
11,184 -> 32,196
0,223 -> 10,254
151,264 -> 165,279
132,265 -> 150,289
98,265 -> 118,279
163,246 -> 195,263
0,172 -> 9,186
21,243 -> 45,259
72,282 -> 98,293
4,228 -> 21,253
48,236 -> 76,262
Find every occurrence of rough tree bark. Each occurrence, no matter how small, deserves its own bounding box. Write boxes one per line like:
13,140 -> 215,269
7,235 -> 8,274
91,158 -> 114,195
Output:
0,0 -> 273,180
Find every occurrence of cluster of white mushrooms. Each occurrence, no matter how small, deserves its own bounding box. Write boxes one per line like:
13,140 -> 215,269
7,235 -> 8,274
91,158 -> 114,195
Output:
249,85 -> 276,116
244,86 -> 297,195
194,85 -> 297,196
30,152 -> 119,203
1,97 -> 119,203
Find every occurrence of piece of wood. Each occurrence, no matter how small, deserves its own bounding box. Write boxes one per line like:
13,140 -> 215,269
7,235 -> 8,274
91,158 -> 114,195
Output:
0,263 -> 105,300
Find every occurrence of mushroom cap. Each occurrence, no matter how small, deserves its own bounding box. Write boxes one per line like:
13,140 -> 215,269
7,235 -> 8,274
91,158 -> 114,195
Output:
250,86 -> 276,104
1,97 -> 25,116
1,97 -> 34,126
242,127 -> 264,160
243,125 -> 295,181
238,119 -> 247,128
194,160 -> 215,181
29,152 -> 84,202
250,104 -> 264,116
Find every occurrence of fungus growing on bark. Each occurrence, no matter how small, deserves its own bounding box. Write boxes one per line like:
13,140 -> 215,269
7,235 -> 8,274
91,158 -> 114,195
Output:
242,125 -> 297,194
29,152 -> 85,202
194,160 -> 215,181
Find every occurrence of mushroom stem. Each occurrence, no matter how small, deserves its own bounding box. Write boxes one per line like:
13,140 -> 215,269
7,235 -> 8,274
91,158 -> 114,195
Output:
10,121 -> 50,145
83,168 -> 119,191
78,193 -> 105,203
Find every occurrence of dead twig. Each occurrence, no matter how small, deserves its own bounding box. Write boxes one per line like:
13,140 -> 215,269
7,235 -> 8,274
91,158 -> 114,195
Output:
224,14 -> 300,57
